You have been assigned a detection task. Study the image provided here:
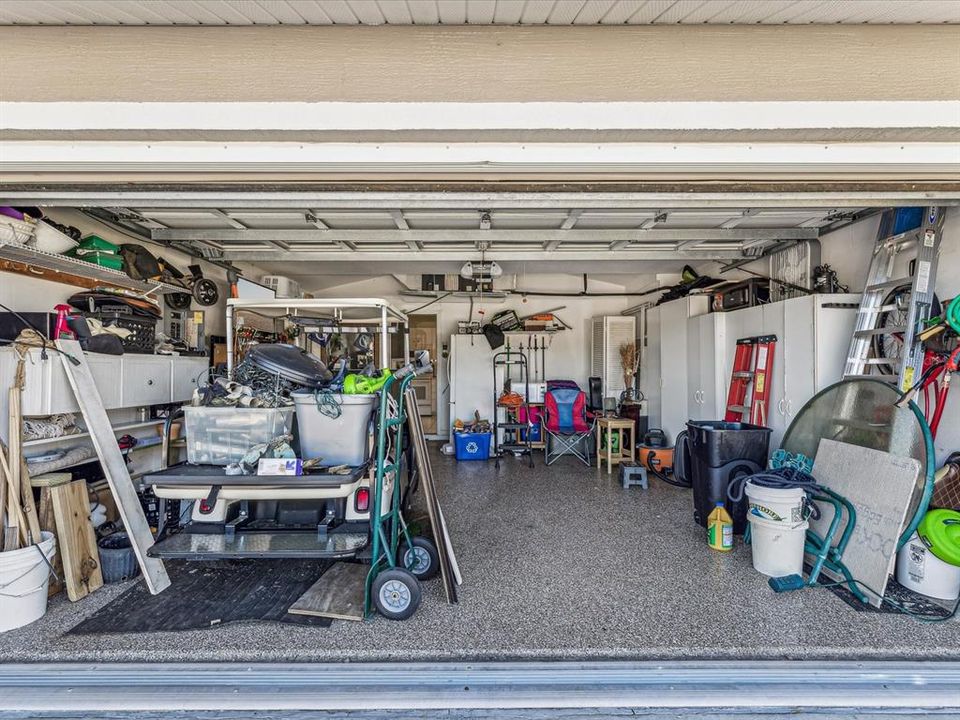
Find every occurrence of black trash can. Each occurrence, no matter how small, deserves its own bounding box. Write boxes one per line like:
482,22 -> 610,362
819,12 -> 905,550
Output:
687,420 -> 771,534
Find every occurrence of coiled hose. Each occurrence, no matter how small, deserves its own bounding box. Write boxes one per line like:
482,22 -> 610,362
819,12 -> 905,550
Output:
946,296 -> 960,335
727,466 -> 826,520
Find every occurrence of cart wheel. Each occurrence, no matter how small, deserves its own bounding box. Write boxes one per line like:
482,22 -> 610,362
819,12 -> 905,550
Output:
164,292 -> 192,311
192,278 -> 220,306
372,568 -> 422,621
400,536 -> 440,581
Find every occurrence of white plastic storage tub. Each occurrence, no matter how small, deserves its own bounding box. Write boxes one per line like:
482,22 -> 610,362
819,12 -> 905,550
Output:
293,392 -> 377,467
0,216 -> 35,246
32,222 -> 79,254
183,406 -> 295,465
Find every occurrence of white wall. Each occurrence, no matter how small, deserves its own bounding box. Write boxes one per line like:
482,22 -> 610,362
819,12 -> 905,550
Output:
303,273 -> 643,437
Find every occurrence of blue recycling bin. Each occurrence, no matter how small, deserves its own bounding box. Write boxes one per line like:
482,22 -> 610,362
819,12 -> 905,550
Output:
454,431 -> 492,461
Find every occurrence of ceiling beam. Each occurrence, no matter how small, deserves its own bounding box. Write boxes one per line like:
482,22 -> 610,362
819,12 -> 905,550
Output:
217,248 -> 760,263
209,209 -> 247,230
152,228 -> 818,244
559,209 -> 582,230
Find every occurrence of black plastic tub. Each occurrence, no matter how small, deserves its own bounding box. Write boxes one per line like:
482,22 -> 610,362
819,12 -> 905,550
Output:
687,420 -> 772,534
686,421 -> 771,468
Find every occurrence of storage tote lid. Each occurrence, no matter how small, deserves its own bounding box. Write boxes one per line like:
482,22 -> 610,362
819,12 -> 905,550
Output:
918,509 -> 960,567
247,343 -> 333,388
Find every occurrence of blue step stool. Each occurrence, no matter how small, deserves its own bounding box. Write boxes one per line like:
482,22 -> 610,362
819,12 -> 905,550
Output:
619,461 -> 648,490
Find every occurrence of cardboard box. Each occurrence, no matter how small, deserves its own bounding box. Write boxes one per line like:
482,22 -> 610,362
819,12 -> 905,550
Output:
257,458 -> 303,476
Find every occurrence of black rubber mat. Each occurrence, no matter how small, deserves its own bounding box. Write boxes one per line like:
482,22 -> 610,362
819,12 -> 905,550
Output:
68,559 -> 336,634
817,573 -> 956,620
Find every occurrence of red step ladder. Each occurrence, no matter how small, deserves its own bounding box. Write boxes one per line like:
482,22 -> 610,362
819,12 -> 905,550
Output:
724,335 -> 777,427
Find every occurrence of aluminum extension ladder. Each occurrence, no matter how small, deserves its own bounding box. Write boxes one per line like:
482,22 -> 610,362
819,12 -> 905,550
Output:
844,207 -> 945,392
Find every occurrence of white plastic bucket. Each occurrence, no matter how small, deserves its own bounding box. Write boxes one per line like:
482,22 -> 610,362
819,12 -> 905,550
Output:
293,392 -> 377,466
745,482 -> 806,525
749,516 -> 808,578
896,532 -> 960,601
0,531 -> 57,633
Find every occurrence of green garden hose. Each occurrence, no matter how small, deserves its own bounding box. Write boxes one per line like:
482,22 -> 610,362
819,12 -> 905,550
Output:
946,296 -> 960,335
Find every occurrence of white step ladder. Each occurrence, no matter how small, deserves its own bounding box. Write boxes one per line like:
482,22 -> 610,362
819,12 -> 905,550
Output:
844,207 -> 945,392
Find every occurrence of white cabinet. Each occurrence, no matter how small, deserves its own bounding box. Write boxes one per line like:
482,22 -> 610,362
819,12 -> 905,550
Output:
0,349 -> 211,443
172,357 -> 209,403
47,353 -> 121,413
122,356 -> 173,407
686,312 -> 728,421
657,295 -> 710,443
640,306 -> 661,430
716,294 -> 860,451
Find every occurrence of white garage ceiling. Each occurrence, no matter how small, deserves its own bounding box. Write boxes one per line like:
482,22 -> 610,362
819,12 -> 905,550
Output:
79,202 -> 867,270
0,0 -> 957,26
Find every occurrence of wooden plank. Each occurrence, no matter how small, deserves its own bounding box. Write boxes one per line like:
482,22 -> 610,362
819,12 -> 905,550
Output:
56,339 -> 170,595
50,479 -> 103,602
809,439 -> 920,607
287,562 -> 367,622
6,388 -> 23,548
19,456 -> 41,544
37,485 -> 65,597
1,445 -> 24,551
405,388 -> 460,603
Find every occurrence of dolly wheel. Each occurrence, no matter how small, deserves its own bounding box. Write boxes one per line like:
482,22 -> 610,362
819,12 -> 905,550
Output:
400,536 -> 440,581
373,568 -> 422,621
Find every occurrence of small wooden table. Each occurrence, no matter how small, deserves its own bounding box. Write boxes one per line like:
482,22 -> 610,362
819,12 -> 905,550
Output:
596,417 -> 635,475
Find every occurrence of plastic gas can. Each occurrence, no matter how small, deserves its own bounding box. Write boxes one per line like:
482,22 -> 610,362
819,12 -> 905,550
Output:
707,502 -> 734,552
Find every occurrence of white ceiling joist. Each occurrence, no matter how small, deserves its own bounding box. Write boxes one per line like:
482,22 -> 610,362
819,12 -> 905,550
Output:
150,228 -> 818,244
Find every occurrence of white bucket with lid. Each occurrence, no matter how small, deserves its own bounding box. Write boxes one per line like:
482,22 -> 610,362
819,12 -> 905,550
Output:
0,531 -> 57,633
896,532 -> 960,601
745,481 -> 806,525
749,516 -> 808,578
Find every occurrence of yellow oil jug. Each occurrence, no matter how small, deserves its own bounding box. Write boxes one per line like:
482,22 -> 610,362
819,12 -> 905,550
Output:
707,502 -> 734,552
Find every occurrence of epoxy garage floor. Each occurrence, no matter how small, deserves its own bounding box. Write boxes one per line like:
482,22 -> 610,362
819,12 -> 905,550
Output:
2,446 -> 957,663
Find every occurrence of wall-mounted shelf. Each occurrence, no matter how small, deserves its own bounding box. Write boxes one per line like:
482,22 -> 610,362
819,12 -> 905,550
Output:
0,241 -> 184,296
24,419 -> 164,448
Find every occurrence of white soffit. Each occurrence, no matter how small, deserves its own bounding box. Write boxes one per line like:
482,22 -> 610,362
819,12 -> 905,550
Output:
3,101 -> 959,131
0,1 -> 957,25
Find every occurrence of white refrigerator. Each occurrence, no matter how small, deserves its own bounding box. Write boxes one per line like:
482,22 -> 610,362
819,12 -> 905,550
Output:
447,333 -> 502,448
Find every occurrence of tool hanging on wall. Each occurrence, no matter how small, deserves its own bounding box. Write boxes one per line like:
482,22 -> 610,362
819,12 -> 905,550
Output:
724,335 -> 777,427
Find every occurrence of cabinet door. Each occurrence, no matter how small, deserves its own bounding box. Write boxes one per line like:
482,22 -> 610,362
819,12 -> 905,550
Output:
659,300 -> 692,441
46,353 -> 121,413
172,357 -> 209,403
640,307 -> 661,429
686,317 -> 702,420
699,313 -> 727,420
760,303 -> 788,447
782,296 -> 816,425
122,357 -> 172,407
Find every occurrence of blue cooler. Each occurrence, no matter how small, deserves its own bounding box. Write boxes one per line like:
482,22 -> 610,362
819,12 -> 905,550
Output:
455,431 -> 492,461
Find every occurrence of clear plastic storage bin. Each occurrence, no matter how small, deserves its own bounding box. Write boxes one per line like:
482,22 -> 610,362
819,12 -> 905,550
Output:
182,406 -> 295,465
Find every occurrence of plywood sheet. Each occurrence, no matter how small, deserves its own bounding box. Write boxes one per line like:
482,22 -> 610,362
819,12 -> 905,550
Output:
810,439 -> 920,607
287,562 -> 366,621
50,479 -> 103,602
